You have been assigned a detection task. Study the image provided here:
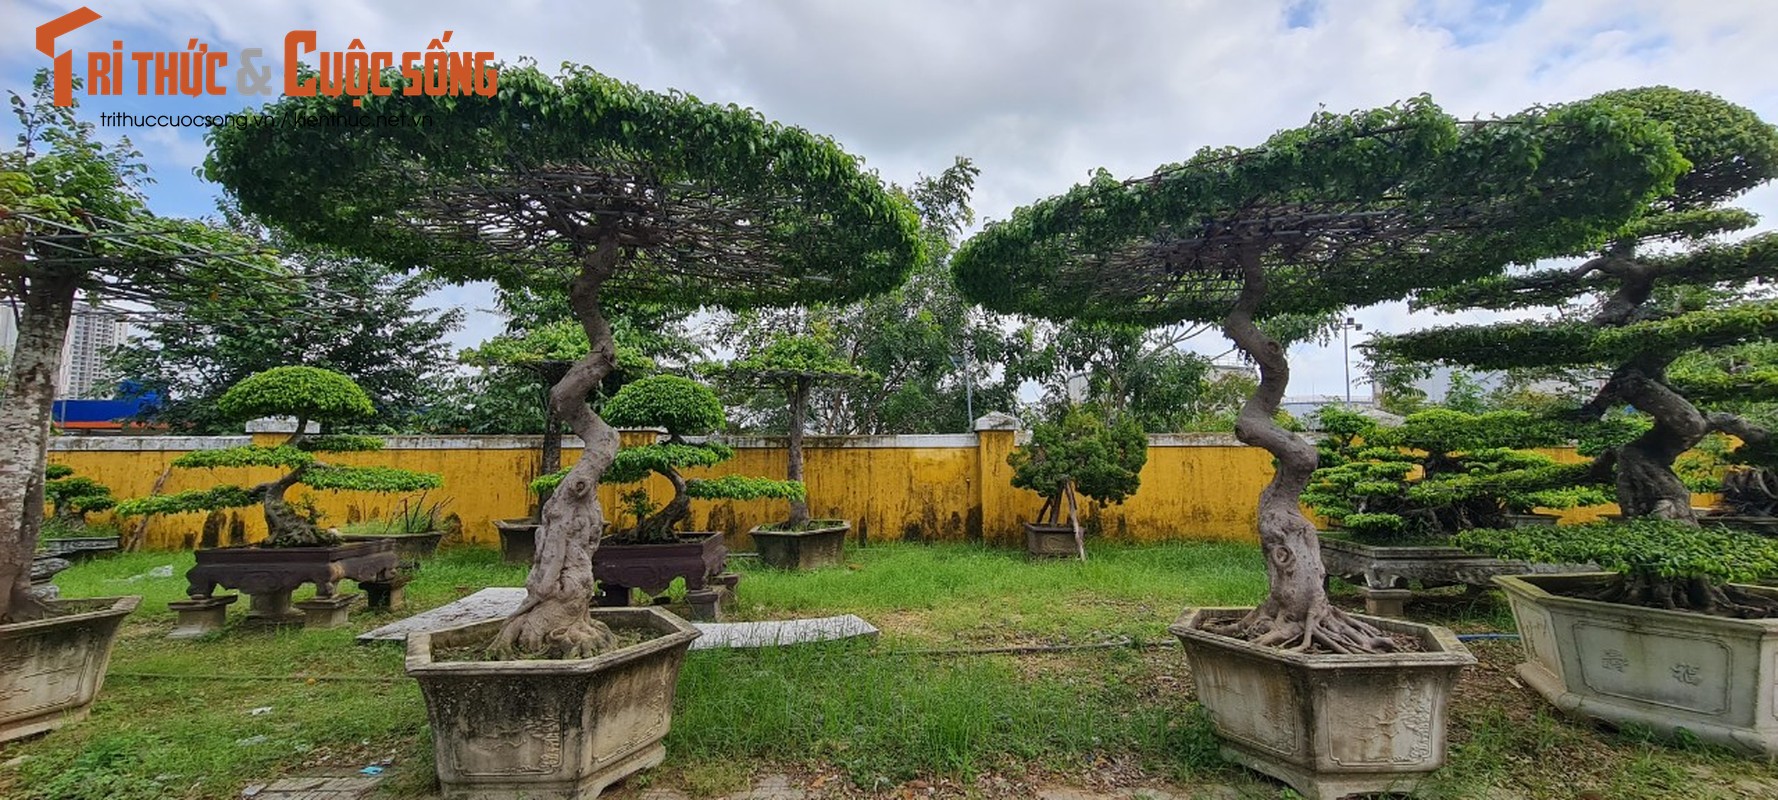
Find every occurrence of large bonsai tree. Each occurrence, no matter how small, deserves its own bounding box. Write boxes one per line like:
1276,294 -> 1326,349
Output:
536,375 -> 804,541
1008,407 -> 1148,559
2,72 -> 281,622
207,64 -> 923,658
951,95 -> 1683,653
113,367 -> 442,547
711,332 -> 868,529
1372,88 -> 1778,530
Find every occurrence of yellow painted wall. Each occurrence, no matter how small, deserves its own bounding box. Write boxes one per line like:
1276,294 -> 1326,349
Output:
48,432 -> 1717,551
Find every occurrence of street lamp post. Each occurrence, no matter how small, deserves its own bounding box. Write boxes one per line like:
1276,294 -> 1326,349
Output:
1339,316 -> 1363,404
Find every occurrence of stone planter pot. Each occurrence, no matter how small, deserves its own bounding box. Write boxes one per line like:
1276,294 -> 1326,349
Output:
0,596 -> 141,743
1495,572 -> 1778,756
748,521 -> 849,570
1319,534 -> 1584,590
187,540 -> 399,599
1023,522 -> 1082,558
594,533 -> 728,597
39,536 -> 121,560
1703,515 -> 1778,537
1170,607 -> 1474,800
406,607 -> 701,800
341,531 -> 445,563
1504,512 -> 1562,528
493,518 -> 538,564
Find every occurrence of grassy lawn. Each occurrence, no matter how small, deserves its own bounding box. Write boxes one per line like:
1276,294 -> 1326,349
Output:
1,542 -> 1774,799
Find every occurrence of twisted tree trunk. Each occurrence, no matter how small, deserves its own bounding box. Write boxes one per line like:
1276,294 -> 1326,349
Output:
632,467 -> 690,542
786,377 -> 811,528
1209,250 -> 1394,654
1610,366 -> 1705,522
493,236 -> 623,659
0,276 -> 79,622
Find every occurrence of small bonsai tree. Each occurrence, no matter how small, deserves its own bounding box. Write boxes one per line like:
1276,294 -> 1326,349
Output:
534,375 -> 804,543
1008,407 -> 1148,559
711,331 -> 870,530
1457,519 -> 1778,617
113,367 -> 442,547
1304,407 -> 1611,539
43,465 -> 115,526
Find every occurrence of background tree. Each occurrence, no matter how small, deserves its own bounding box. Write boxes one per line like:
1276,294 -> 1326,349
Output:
42,465 -> 114,526
106,208 -> 463,433
1008,407 -> 1148,558
208,64 -> 923,658
951,94 -> 1683,652
1,72 -> 281,622
1006,320 -> 1215,432
1372,88 -> 1778,530
709,331 -> 868,528
113,367 -> 442,546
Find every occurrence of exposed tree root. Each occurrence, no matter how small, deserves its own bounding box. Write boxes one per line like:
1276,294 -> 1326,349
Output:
1211,596 -> 1400,655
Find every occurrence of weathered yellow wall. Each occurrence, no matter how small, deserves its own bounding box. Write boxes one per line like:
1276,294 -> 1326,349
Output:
48,432 -> 1717,552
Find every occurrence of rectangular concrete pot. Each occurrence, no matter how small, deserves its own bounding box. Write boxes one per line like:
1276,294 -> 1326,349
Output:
1024,522 -> 1082,558
1170,607 -> 1474,800
1495,572 -> 1778,756
341,530 -> 444,563
493,518 -> 538,564
594,533 -> 728,597
748,521 -> 849,570
0,595 -> 141,743
406,607 -> 701,800
186,539 -> 399,599
1320,534 -> 1585,590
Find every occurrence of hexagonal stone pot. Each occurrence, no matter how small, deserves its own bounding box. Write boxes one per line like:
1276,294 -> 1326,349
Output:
406,607 -> 701,800
0,595 -> 140,743
749,520 -> 849,570
1495,572 -> 1778,756
1170,607 -> 1474,800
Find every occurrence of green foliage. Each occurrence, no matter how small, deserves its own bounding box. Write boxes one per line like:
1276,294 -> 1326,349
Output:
43,470 -> 115,517
601,375 -> 727,437
1374,409 -> 1567,455
686,474 -> 806,502
172,445 -> 313,470
114,486 -> 258,517
720,332 -> 865,383
1341,512 -> 1407,538
216,366 -> 375,424
1009,408 -> 1148,505
1457,519 -> 1778,586
952,94 -> 1683,325
1587,86 -> 1778,211
44,464 -> 74,480
604,442 -> 737,484
206,63 -> 924,309
298,435 -> 385,453
300,465 -> 442,494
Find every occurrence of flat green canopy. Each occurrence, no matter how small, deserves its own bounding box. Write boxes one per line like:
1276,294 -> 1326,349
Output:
951,96 -> 1685,324
206,64 -> 923,309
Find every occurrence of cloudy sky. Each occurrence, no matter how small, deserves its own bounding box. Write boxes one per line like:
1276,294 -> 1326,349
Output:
5,0 -> 1776,403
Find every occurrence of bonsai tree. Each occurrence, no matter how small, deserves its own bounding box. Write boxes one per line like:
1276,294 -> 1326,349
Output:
2,73 -> 279,622
1304,407 -> 1611,539
952,94 -> 1682,652
1457,519 -> 1778,617
535,375 -> 805,542
1372,88 -> 1778,530
42,465 -> 115,526
113,367 -> 442,547
1008,407 -> 1148,559
710,331 -> 870,529
207,64 -> 923,657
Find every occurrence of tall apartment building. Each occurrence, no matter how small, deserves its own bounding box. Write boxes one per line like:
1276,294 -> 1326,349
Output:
55,301 -> 129,399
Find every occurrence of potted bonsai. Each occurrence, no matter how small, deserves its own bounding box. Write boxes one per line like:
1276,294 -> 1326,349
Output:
1461,519 -> 1778,755
952,92 -> 1681,797
536,374 -> 805,616
712,331 -> 870,569
39,464 -> 122,559
114,366 -> 441,628
339,491 -> 453,563
209,62 -> 922,799
1007,406 -> 1147,559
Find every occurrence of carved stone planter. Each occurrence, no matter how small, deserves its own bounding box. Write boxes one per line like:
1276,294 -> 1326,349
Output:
39,536 -> 121,560
594,533 -> 728,598
1495,573 -> 1778,756
1170,607 -> 1474,800
749,521 -> 848,570
494,518 -> 538,564
1024,522 -> 1082,558
1704,515 -> 1778,537
0,596 -> 140,743
1319,534 -> 1584,590
341,530 -> 444,563
406,607 -> 701,800
185,540 -> 397,629
1504,512 -> 1562,528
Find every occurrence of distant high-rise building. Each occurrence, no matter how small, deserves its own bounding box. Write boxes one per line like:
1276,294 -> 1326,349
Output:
0,303 -> 17,359
56,300 -> 128,399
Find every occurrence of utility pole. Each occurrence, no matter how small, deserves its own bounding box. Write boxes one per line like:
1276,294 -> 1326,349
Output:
1339,316 -> 1363,404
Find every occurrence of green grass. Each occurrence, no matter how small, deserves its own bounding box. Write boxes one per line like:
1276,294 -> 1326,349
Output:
7,541 -> 1778,799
